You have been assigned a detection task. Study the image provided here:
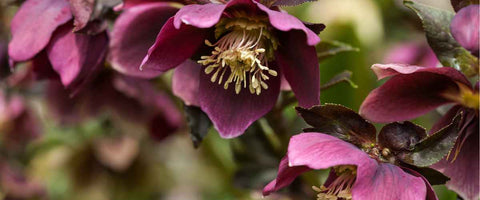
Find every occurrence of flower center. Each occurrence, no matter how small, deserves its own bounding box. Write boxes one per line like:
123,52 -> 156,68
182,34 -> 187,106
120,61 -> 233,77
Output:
313,165 -> 356,200
197,13 -> 278,95
442,82 -> 479,110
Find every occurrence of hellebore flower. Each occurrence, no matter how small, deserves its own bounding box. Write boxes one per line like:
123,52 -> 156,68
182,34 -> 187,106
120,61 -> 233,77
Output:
126,0 -> 322,138
0,162 -> 46,199
0,91 -> 41,153
263,104 -> 459,199
360,64 -> 479,200
8,0 -> 108,92
450,4 -> 479,57
384,41 -> 438,68
46,70 -> 182,141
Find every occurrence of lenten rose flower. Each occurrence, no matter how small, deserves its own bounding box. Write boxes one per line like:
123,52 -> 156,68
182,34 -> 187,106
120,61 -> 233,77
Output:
263,133 -> 437,200
128,0 -> 322,138
360,64 -> 479,200
450,4 -> 479,56
8,0 -> 108,92
384,41 -> 438,68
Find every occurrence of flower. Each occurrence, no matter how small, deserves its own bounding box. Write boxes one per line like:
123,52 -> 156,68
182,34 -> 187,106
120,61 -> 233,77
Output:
117,0 -> 322,138
450,5 -> 479,56
263,132 -> 437,200
384,41 -> 438,68
8,0 -> 108,92
46,70 -> 182,141
360,64 -> 479,200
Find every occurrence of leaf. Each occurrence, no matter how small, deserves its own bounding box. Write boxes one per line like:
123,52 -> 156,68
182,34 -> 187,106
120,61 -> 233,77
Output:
317,40 -> 359,62
378,121 -> 427,151
184,105 -> 212,148
451,0 -> 479,12
296,104 -> 376,146
320,70 -> 358,90
404,0 -> 479,77
401,164 -> 450,185
398,112 -> 462,167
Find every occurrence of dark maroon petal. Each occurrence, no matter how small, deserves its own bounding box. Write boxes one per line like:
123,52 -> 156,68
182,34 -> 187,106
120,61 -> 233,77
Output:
110,3 -> 177,78
432,122 -> 479,200
360,68 -> 464,123
287,133 -> 375,169
8,0 -> 72,62
198,65 -> 281,138
430,105 -> 463,134
275,31 -> 319,107
46,24 -> 108,90
370,64 -> 471,87
451,5 -> 480,55
140,17 -> 208,72
172,60 -> 201,106
46,80 -> 91,124
120,0 -> 186,10
255,1 -> 320,46
68,0 -> 94,31
402,167 -> 439,200
352,163 -> 427,200
30,51 -> 59,80
262,156 -> 311,196
173,2 -> 226,29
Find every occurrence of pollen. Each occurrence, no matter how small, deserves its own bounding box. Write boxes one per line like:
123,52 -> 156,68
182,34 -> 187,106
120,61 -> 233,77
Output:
197,14 -> 278,95
313,165 -> 356,200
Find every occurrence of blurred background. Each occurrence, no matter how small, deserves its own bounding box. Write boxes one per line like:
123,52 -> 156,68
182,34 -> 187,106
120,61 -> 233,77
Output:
0,0 -> 461,199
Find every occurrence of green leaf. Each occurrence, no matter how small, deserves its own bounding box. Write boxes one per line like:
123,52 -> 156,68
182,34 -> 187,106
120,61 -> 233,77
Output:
316,40 -> 359,62
184,105 -> 212,148
398,112 -> 462,167
402,164 -> 450,185
320,70 -> 358,90
404,0 -> 479,77
296,104 -> 376,146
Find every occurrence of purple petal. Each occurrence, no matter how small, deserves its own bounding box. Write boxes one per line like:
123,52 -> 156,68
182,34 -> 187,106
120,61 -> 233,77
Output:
255,2 -> 320,46
262,156 -> 311,196
120,0 -> 186,10
140,17 -> 208,72
352,163 -> 427,200
451,5 -> 480,55
287,133 -> 375,169
172,60 -> 201,106
110,3 -> 177,78
360,66 -> 468,123
198,64 -> 281,138
68,0 -> 94,31
8,0 -> 72,62
46,24 -> 108,89
370,64 -> 471,86
402,167 -> 439,200
275,31 -> 319,107
30,51 -> 60,81
173,3 -> 225,29
384,42 -> 439,68
432,119 -> 479,200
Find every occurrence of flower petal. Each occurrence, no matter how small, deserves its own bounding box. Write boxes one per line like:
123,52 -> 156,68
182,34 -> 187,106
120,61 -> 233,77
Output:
172,60 -> 201,106
255,2 -> 320,46
262,156 -> 311,196
384,42 -> 439,68
8,0 -> 72,62
352,163 -> 427,200
360,66 -> 466,123
402,167 -> 439,200
287,133 -> 374,169
198,64 -> 281,138
451,5 -> 479,55
275,31 -> 319,107
173,3 -> 226,29
121,0 -> 186,10
140,17 -> 208,72
432,119 -> 479,200
46,24 -> 108,90
110,3 -> 178,78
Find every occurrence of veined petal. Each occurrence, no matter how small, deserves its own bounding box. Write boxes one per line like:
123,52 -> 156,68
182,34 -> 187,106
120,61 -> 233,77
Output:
9,0 -> 72,62
198,64 -> 281,138
451,5 -> 479,55
352,163 -> 427,200
173,3 -> 226,29
172,60 -> 201,106
262,156 -> 311,196
402,167 -> 439,200
275,31 -> 319,107
140,17 -> 208,72
110,3 -> 178,78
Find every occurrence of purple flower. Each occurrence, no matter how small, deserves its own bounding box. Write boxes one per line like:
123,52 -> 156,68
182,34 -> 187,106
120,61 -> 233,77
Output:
116,0 -> 322,138
8,0 -> 108,92
46,70 -> 182,141
450,5 -> 479,56
384,41 -> 439,68
263,132 -> 437,200
360,64 -> 479,200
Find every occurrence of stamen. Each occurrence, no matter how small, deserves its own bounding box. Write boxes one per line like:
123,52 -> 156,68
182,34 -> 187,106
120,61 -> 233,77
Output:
197,17 -> 277,95
313,166 -> 356,200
